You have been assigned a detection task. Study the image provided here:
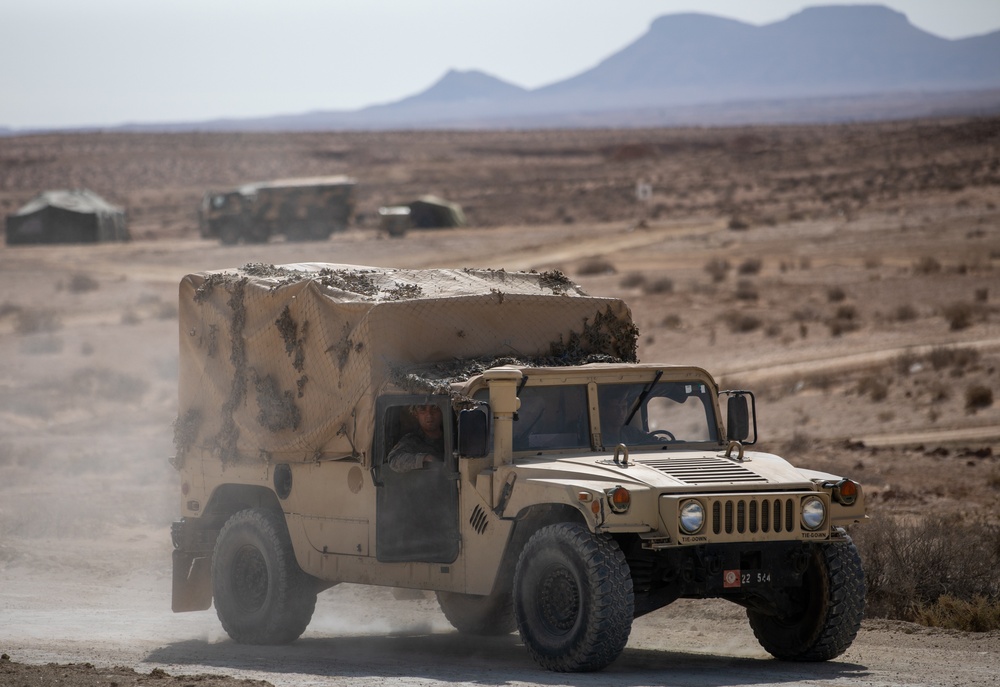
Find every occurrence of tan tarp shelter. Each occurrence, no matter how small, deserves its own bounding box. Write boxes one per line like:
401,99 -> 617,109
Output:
5,189 -> 129,245
176,263 -> 636,467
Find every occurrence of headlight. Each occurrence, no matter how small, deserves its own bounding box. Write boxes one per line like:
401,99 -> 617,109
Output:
679,500 -> 705,534
801,496 -> 827,531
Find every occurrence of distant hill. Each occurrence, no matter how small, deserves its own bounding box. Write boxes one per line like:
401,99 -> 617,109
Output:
18,4 -> 1000,133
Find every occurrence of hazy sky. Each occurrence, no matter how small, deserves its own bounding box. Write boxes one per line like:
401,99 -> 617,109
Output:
2,0 -> 999,130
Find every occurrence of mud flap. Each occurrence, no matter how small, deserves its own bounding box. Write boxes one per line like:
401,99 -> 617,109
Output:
171,549 -> 213,612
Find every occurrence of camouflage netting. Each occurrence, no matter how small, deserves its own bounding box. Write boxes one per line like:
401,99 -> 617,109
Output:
175,263 -> 637,467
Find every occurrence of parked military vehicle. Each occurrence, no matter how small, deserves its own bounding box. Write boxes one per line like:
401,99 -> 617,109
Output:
199,177 -> 355,244
171,263 -> 867,672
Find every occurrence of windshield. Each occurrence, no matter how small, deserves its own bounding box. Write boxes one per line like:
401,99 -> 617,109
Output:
598,381 -> 717,447
473,377 -> 719,453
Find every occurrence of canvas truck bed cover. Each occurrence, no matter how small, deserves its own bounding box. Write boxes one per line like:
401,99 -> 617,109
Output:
175,263 -> 636,467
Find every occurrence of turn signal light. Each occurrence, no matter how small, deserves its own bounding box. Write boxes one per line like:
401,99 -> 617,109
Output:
834,479 -> 859,506
606,486 -> 631,514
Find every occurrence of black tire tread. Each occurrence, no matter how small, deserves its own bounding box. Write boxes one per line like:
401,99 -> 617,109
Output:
213,508 -> 317,645
514,523 -> 634,672
748,537 -> 865,661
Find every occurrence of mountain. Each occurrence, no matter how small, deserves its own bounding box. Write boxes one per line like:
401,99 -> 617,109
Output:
532,5 -> 1000,111
14,4 -> 1000,134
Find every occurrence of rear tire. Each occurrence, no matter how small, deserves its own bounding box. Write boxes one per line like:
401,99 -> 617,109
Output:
513,523 -> 634,672
747,537 -> 865,661
437,590 -> 516,635
212,508 -> 317,644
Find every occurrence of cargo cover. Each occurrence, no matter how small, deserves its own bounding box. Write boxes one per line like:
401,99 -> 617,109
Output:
175,263 -> 636,467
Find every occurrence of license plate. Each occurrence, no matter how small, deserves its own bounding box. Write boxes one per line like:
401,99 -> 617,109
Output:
723,569 -> 771,588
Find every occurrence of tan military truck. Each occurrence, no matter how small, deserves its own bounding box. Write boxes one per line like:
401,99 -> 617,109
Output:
198,176 -> 355,244
171,263 -> 866,672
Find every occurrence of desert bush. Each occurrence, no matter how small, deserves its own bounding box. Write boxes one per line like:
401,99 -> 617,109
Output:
68,367 -> 149,403
893,303 -> 919,322
704,258 -> 731,283
965,385 -> 993,411
928,345 -> 980,371
975,287 -> 989,303
914,596 -> 1000,632
619,272 -> 646,289
827,286 -> 847,303
156,301 -> 179,320
121,309 -> 142,325
737,258 -> 762,275
724,311 -> 762,333
864,257 -> 882,269
15,309 -> 61,335
942,301 -> 975,331
728,216 -> 750,230
643,277 -> 674,295
855,514 -> 1000,630
914,256 -> 942,275
661,314 -> 682,329
576,258 -> 616,276
783,431 -> 813,455
66,273 -> 99,293
827,304 -> 860,336
856,376 -> 889,402
734,279 -> 758,301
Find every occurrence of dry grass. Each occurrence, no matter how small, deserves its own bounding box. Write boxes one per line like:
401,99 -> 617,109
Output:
854,514 -> 1000,631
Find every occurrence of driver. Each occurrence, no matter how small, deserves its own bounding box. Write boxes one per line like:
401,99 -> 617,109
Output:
388,404 -> 445,472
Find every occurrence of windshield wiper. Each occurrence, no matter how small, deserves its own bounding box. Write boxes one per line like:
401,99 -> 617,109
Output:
624,370 -> 662,427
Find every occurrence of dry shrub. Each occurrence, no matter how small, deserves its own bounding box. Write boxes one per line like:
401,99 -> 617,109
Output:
619,272 -> 646,289
827,304 -> 861,336
827,286 -> 847,303
856,376 -> 889,402
737,258 -> 762,275
929,345 -> 980,371
855,514 -> 1000,630
724,311 -> 762,333
661,314 -> 682,329
156,301 -> 179,320
15,310 -> 61,335
704,258 -> 731,283
121,309 -> 142,325
68,367 -> 149,403
734,279 -> 758,301
914,256 -> 942,275
942,301 -> 978,331
66,273 -> 99,293
914,596 -> 1000,632
975,287 -> 989,302
965,385 -> 993,411
643,277 -> 674,295
576,258 -> 616,276
893,303 -> 919,322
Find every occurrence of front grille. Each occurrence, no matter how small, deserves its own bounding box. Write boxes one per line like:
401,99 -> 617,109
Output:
637,456 -> 768,485
712,496 -> 796,535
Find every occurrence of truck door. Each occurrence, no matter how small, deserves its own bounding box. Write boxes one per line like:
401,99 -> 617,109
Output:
373,397 -> 460,563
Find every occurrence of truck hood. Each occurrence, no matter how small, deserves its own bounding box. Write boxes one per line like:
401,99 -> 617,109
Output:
511,449 -> 817,493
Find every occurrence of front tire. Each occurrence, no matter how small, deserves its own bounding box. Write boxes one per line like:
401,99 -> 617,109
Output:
437,590 -> 516,635
747,537 -> 865,661
513,523 -> 634,672
212,508 -> 317,644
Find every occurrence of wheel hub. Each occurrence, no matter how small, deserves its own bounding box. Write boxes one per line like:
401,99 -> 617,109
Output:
232,545 -> 269,612
538,567 -> 580,633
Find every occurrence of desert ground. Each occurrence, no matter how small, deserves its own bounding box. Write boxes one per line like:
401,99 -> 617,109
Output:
1,117 -> 999,686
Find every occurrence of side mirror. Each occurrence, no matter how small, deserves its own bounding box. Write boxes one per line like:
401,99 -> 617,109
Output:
458,407 -> 490,458
724,391 -> 756,444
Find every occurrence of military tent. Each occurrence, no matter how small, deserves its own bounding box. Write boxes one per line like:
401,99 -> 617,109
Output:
5,189 -> 129,245
407,195 -> 466,228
